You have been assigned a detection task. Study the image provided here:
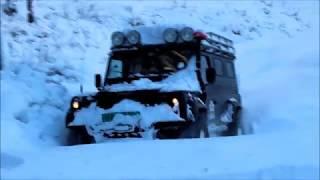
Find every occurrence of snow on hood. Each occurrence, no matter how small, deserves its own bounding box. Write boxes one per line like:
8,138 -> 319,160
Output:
104,57 -> 201,92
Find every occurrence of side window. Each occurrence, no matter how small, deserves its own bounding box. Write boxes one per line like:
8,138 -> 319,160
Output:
200,56 -> 209,84
107,59 -> 123,78
214,59 -> 223,76
129,58 -> 142,76
225,62 -> 235,78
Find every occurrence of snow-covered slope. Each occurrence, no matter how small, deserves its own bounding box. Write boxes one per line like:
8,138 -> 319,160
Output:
1,0 -> 319,179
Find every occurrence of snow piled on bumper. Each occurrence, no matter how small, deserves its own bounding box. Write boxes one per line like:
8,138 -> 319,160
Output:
72,99 -> 181,128
71,99 -> 181,140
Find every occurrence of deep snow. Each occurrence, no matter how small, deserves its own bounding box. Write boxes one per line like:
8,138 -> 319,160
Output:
2,131 -> 319,179
1,0 -> 319,179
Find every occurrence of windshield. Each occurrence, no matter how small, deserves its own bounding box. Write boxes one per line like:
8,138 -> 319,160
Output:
107,48 -> 195,80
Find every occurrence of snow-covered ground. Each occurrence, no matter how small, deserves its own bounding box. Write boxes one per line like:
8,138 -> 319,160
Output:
1,0 -> 319,179
2,132 -> 318,179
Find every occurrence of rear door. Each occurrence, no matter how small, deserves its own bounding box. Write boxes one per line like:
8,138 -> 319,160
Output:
202,54 -> 238,118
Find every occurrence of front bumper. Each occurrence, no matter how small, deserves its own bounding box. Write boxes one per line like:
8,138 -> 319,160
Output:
65,90 -> 202,139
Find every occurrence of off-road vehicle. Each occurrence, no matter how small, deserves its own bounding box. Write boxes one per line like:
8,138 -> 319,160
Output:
65,26 -> 242,144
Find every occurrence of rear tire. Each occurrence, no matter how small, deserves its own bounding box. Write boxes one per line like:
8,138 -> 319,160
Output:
223,107 -> 242,136
224,120 -> 238,136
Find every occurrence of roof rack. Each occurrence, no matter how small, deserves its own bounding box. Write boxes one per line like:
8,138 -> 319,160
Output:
202,32 -> 235,58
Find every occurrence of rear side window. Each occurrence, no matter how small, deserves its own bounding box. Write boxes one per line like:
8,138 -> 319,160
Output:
225,62 -> 235,78
200,56 -> 209,84
214,59 -> 223,76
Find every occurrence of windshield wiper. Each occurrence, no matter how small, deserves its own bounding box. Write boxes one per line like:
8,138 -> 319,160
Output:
128,72 -> 169,79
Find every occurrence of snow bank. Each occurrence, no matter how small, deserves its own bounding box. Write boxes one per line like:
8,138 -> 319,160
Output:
1,0 -> 319,179
2,131 -> 318,179
1,0 -> 315,148
237,19 -> 319,135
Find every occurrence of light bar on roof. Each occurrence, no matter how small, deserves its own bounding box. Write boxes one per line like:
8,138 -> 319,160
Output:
163,28 -> 179,43
111,31 -> 125,46
127,30 -> 141,45
180,27 -> 194,42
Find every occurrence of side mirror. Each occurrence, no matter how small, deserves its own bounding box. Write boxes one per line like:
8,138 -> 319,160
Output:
206,68 -> 216,84
95,74 -> 102,89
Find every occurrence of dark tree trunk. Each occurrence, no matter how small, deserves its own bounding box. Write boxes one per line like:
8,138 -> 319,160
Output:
27,0 -> 34,23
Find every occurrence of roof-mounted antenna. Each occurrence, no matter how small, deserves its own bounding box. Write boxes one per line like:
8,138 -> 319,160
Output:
80,85 -> 83,94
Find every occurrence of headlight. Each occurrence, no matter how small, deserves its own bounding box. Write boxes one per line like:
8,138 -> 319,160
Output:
180,27 -> 194,42
177,62 -> 186,69
111,31 -> 125,46
172,98 -> 180,115
127,30 -> 141,45
163,28 -> 178,43
72,101 -> 80,109
172,98 -> 179,105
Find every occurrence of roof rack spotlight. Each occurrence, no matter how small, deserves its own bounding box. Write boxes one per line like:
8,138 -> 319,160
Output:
163,28 -> 178,43
127,30 -> 141,45
111,31 -> 125,46
180,27 -> 194,42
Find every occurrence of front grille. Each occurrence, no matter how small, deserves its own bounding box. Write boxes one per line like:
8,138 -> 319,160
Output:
104,132 -> 142,138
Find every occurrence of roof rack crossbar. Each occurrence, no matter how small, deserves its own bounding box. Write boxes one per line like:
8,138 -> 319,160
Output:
203,32 -> 235,56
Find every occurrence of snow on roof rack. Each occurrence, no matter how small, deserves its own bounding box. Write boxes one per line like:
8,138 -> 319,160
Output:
202,32 -> 235,57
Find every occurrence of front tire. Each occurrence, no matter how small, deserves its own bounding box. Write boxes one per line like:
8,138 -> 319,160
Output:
194,110 -> 210,138
67,127 -> 95,145
179,111 -> 209,139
